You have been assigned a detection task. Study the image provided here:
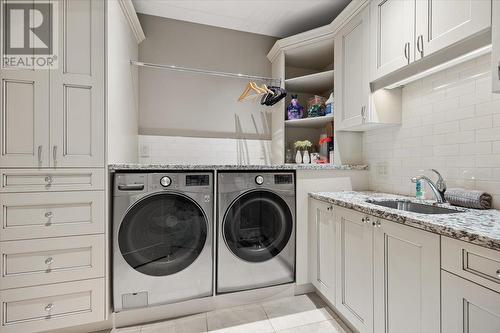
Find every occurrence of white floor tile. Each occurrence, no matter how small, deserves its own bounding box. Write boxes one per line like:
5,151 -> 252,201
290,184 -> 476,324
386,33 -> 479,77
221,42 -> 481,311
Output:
141,313 -> 207,333
261,295 -> 333,331
207,303 -> 273,333
275,320 -> 349,333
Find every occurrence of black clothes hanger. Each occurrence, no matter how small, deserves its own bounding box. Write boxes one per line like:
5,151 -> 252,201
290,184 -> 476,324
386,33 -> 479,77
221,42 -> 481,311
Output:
261,86 -> 287,106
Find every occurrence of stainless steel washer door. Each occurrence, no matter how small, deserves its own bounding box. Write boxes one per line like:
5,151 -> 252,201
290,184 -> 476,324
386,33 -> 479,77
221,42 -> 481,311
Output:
119,192 -> 208,277
223,189 -> 293,263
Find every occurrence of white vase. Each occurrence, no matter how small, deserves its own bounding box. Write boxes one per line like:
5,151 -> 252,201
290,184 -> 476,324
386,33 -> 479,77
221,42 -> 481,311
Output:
295,150 -> 302,164
303,150 -> 310,164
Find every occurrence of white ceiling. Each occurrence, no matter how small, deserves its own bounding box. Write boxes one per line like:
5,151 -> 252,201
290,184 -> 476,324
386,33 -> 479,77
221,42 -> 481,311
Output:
132,0 -> 352,38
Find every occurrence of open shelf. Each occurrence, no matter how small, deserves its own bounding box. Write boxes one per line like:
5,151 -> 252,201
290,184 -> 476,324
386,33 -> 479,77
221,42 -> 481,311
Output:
285,114 -> 334,128
285,70 -> 334,94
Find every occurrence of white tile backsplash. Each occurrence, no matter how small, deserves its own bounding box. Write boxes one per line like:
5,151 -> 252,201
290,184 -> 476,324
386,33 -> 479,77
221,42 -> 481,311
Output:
138,135 -> 272,165
363,54 -> 500,208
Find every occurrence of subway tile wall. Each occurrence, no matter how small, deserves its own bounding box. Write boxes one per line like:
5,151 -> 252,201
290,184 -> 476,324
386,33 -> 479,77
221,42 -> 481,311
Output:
363,54 -> 500,208
138,135 -> 272,165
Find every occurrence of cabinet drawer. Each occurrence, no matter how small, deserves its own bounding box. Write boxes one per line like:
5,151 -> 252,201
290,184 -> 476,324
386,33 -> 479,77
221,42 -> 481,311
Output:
0,235 -> 104,289
0,191 -> 105,241
0,278 -> 105,333
442,237 -> 500,293
0,169 -> 105,192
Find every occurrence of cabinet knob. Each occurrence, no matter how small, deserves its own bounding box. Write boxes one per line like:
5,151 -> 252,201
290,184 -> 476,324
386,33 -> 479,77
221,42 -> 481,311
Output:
45,257 -> 54,265
44,176 -> 53,185
45,211 -> 53,218
362,217 -> 370,224
45,303 -> 54,312
496,269 -> 500,279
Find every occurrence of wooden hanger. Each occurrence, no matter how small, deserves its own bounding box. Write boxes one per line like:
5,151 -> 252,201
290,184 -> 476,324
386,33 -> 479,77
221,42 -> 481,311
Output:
238,81 -> 267,102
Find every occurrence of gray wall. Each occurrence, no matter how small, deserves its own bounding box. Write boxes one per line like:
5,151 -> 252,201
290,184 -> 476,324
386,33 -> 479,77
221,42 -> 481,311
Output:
138,14 -> 277,140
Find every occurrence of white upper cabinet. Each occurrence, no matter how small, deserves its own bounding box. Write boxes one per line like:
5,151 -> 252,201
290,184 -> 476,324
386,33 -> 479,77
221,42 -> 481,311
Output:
373,218 -> 441,333
308,199 -> 336,305
334,207 -> 373,333
416,0 -> 491,59
370,0 -> 415,79
335,5 -> 402,131
49,0 -> 105,168
0,0 -> 104,168
335,6 -> 370,130
371,0 -> 492,82
492,0 -> 500,93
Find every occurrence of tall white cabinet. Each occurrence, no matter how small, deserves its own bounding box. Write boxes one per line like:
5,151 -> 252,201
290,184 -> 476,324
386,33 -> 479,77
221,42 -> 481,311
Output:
0,1 -> 106,332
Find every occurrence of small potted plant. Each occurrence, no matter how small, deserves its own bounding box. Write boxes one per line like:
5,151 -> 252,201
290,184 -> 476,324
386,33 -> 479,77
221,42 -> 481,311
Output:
294,140 -> 313,164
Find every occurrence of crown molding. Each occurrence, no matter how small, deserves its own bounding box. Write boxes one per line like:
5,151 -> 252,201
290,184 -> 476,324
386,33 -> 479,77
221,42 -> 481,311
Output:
266,0 -> 367,63
118,0 -> 146,44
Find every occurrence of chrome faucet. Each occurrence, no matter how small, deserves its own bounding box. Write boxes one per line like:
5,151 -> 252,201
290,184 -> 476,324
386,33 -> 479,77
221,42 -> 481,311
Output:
411,169 -> 447,203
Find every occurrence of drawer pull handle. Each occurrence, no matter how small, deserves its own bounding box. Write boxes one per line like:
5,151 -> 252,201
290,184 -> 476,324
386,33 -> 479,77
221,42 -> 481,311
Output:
45,303 -> 54,312
118,184 -> 145,191
45,211 -> 53,218
496,269 -> 500,278
45,257 -> 54,265
38,145 -> 43,165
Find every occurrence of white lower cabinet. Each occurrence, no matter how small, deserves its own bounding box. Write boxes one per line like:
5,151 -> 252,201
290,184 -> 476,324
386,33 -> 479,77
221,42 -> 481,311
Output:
0,278 -> 105,333
442,270 -> 500,333
334,207 -> 373,333
309,200 -> 442,333
308,199 -> 336,304
373,218 -> 441,333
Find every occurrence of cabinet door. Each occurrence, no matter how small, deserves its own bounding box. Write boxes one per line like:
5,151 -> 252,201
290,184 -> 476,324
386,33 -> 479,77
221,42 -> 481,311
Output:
308,199 -> 336,304
416,0 -> 491,60
49,0 -> 104,167
0,1 -> 50,168
492,0 -> 500,93
370,0 -> 415,80
442,270 -> 500,333
335,207 -> 373,333
373,218 -> 440,333
335,6 -> 370,130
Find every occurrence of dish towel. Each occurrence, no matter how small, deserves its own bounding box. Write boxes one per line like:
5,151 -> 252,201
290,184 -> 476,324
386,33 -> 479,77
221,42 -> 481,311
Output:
445,188 -> 492,209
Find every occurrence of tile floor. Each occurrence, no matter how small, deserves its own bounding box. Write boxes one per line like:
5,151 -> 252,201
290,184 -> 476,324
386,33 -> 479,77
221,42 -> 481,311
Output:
109,294 -> 352,333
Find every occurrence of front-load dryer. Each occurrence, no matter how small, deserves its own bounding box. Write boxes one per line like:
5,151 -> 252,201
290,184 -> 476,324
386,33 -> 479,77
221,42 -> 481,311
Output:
217,171 -> 295,293
113,172 -> 213,311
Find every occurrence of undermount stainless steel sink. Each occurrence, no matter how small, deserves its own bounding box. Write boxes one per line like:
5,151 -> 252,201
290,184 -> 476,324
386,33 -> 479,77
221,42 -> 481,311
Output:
366,199 -> 464,215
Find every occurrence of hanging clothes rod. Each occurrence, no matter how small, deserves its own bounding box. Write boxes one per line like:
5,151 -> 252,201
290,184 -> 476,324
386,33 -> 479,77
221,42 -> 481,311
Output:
130,60 -> 281,84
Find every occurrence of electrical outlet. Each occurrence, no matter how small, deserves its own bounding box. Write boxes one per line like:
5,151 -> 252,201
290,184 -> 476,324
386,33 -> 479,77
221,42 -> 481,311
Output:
140,144 -> 150,158
376,162 -> 388,176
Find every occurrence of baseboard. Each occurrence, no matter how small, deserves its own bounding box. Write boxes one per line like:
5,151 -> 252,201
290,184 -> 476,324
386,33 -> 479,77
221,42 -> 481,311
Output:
294,283 -> 315,295
113,283 -> 295,328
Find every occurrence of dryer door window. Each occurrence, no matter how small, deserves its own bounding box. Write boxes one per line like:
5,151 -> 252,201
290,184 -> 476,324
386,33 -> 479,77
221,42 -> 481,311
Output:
223,190 -> 293,263
119,192 -> 208,276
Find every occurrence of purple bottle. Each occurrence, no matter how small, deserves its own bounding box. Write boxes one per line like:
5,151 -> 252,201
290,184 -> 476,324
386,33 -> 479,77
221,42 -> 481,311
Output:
287,95 -> 304,120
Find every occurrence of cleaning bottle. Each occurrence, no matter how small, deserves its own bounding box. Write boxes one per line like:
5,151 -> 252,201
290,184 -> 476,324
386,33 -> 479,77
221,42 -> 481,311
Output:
415,180 -> 423,199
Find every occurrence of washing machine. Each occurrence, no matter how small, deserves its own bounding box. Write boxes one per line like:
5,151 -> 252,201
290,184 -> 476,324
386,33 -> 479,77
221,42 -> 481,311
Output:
113,171 -> 213,311
217,171 -> 295,293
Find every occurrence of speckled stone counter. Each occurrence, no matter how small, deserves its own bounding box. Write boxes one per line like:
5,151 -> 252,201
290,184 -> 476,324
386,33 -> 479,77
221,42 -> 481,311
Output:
310,191 -> 500,251
109,164 -> 369,171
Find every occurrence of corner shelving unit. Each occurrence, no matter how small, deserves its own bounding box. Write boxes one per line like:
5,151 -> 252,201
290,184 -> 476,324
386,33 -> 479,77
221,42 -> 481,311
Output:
281,38 -> 335,163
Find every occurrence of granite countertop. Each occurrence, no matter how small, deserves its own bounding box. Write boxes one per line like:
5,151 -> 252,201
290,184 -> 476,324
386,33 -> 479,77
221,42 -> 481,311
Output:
109,164 -> 369,171
310,191 -> 500,251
